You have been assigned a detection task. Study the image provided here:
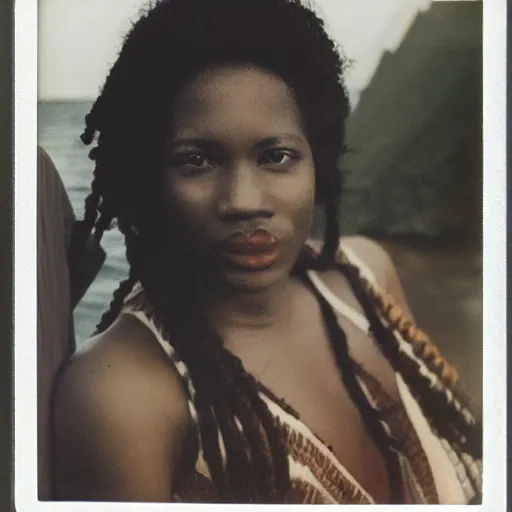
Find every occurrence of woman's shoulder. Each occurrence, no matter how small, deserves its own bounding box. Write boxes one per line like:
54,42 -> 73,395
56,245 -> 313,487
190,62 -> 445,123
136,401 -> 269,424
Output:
307,235 -> 412,316
307,235 -> 395,291
305,236 -> 406,400
57,313 -> 190,421
52,314 -> 191,499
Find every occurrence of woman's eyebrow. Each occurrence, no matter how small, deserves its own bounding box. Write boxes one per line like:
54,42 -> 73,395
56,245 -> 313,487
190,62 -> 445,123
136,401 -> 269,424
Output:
169,134 -> 306,152
168,136 -> 220,151
254,134 -> 306,150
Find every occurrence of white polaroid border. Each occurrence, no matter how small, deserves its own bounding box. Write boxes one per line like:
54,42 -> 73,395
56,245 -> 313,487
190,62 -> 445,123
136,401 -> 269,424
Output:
13,0 -> 506,510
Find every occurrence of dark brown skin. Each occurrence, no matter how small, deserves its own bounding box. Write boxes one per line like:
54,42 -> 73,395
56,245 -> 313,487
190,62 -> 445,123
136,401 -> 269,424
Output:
53,65 -> 413,503
165,65 -> 315,294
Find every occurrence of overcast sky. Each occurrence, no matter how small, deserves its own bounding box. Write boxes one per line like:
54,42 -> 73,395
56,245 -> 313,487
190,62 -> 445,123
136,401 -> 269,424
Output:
39,0 -> 468,100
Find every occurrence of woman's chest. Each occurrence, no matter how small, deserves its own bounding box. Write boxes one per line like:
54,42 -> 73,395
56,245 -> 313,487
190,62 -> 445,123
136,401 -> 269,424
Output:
226,314 -> 397,503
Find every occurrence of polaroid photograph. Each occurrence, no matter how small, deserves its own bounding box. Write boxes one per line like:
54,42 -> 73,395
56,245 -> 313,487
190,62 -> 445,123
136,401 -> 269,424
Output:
14,0 -> 505,510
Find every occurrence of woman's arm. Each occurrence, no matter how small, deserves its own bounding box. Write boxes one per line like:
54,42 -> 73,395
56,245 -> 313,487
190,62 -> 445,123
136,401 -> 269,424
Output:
52,317 -> 191,502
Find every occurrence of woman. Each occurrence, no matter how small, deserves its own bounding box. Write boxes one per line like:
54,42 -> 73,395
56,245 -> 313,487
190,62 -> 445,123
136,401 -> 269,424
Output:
51,0 -> 482,504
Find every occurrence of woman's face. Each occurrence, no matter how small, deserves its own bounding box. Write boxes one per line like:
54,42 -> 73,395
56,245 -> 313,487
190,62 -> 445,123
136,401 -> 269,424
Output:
164,64 -> 315,292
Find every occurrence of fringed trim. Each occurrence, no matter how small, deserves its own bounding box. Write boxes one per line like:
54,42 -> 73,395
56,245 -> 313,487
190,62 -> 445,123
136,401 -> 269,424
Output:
356,365 -> 438,504
172,415 -> 374,504
171,469 -> 221,503
258,389 -> 375,504
284,477 -> 336,504
276,419 -> 372,504
440,439 -> 482,502
397,454 -> 429,504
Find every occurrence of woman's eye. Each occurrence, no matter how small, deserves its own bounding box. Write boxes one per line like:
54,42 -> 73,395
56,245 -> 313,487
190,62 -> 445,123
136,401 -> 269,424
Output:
177,153 -> 211,167
260,149 -> 297,168
170,152 -> 214,175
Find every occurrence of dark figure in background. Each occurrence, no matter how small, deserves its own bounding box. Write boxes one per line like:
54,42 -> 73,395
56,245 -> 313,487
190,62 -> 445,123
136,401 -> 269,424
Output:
49,0 -> 481,504
37,147 -> 105,500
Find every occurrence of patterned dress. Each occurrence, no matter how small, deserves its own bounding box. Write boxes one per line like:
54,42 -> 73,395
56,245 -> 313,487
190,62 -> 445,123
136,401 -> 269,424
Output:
120,243 -> 479,504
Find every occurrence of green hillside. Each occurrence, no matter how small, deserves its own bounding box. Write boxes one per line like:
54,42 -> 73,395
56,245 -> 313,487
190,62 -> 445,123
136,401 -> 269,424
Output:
341,1 -> 482,241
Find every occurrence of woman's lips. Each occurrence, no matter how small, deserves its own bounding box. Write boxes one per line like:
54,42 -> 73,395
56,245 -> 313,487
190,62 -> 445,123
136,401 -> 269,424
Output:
222,250 -> 280,270
219,230 -> 280,270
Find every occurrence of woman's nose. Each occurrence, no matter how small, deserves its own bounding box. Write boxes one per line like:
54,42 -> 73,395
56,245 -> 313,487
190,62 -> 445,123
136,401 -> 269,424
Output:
217,165 -> 273,220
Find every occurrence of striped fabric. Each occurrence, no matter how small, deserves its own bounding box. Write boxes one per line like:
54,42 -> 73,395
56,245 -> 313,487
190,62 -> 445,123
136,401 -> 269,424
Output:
120,257 -> 476,504
37,147 -> 479,502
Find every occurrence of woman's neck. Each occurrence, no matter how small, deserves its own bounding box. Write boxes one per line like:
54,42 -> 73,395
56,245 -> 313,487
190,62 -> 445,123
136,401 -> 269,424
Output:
206,276 -> 302,333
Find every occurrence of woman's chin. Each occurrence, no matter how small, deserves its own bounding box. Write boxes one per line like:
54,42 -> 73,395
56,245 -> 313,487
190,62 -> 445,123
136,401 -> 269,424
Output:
219,265 -> 288,293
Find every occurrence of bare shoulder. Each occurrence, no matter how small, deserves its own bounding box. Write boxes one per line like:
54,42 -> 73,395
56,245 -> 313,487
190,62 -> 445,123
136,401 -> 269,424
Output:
341,235 -> 413,317
53,314 -> 190,501
56,313 -> 190,421
340,235 -> 393,284
306,236 -> 408,400
308,235 -> 410,315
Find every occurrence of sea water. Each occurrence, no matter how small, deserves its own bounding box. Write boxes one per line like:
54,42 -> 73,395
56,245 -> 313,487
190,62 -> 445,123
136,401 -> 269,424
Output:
38,101 -> 130,343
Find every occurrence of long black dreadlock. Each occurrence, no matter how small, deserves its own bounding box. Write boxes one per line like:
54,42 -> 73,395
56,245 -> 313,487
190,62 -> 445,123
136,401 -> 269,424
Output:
73,0 -> 481,503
